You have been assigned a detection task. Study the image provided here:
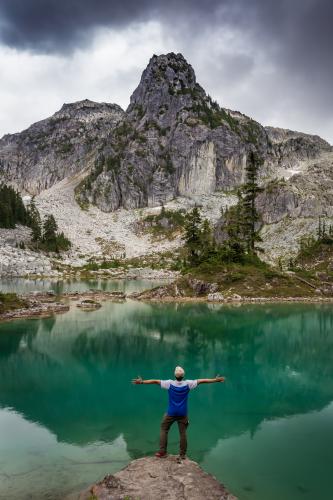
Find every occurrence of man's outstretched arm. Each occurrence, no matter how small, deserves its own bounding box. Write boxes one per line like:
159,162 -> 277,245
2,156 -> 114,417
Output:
132,377 -> 160,385
197,376 -> 225,384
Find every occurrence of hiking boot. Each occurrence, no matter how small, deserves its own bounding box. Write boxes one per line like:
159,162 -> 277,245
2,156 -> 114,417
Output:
155,451 -> 167,458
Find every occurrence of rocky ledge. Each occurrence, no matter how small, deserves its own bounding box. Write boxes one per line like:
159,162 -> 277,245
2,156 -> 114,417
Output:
67,455 -> 236,500
0,290 -> 129,322
0,297 -> 69,322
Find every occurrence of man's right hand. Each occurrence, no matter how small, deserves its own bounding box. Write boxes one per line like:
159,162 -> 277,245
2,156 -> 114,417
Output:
215,376 -> 225,382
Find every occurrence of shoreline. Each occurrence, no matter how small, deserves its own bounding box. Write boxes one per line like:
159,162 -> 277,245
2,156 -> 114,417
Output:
1,289 -> 333,324
133,295 -> 333,304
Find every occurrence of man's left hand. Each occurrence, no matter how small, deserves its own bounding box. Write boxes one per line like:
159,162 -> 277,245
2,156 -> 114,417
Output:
132,377 -> 143,385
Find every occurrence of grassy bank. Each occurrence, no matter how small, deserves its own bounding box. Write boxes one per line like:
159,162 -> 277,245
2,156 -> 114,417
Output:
0,292 -> 28,315
156,262 -> 316,298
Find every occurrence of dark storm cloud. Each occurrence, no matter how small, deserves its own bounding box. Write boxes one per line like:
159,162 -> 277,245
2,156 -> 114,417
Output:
1,0 -> 332,84
1,0 -> 332,88
0,0 -> 331,55
0,0 -> 222,52
0,0 -> 332,141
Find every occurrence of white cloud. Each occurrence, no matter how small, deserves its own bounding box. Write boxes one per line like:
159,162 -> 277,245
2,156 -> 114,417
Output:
0,21 -> 173,137
0,20 -> 332,143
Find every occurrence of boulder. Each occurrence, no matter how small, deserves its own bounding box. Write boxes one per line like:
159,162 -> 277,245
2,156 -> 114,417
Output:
208,292 -> 225,302
188,279 -> 218,295
67,455 -> 237,500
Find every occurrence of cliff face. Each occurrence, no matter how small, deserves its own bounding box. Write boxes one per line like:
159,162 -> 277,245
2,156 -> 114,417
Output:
0,53 -> 331,213
262,126 -> 331,179
0,52 -> 332,264
76,53 -> 272,210
0,99 -> 124,194
257,154 -> 333,225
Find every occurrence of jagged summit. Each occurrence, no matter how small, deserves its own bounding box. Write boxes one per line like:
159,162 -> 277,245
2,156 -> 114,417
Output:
127,52 -> 206,122
0,99 -> 124,194
0,51 -> 331,210
54,99 -> 124,123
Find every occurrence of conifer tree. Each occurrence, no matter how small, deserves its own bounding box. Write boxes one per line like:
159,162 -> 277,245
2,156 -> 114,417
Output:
0,184 -> 28,228
43,214 -> 58,251
222,200 -> 246,262
184,207 -> 202,266
200,218 -> 214,260
27,198 -> 42,242
241,151 -> 264,253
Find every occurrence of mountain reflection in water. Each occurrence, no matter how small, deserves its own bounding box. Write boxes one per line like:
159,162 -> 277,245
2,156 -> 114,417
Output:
0,301 -> 333,499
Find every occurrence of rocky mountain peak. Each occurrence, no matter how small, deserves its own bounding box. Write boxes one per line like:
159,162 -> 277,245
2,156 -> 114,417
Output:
0,99 -> 124,195
53,99 -> 124,124
1,52 -> 331,223
127,52 -> 206,122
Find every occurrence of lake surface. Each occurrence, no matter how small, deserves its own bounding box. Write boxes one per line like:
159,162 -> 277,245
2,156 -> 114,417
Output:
0,289 -> 333,499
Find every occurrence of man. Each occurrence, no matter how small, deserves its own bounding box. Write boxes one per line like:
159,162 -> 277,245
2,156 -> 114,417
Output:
132,366 -> 225,460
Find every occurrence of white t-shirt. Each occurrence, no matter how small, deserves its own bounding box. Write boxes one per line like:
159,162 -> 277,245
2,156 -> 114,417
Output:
160,379 -> 198,390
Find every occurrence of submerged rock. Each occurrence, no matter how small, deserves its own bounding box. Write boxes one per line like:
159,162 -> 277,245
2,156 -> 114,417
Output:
67,455 -> 237,500
77,299 -> 102,309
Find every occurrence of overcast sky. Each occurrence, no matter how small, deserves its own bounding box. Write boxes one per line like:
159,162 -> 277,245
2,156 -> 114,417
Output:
0,0 -> 332,143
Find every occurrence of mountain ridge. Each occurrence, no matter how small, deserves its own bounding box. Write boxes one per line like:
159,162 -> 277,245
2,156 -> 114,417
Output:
0,52 -> 331,206
0,52 -> 332,269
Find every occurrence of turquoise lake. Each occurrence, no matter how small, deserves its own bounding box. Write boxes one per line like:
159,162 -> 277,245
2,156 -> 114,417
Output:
0,285 -> 333,499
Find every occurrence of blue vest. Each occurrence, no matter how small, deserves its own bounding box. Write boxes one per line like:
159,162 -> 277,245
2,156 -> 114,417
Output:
167,384 -> 190,416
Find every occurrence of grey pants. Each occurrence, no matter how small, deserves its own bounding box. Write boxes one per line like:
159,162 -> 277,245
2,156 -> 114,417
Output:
159,414 -> 189,456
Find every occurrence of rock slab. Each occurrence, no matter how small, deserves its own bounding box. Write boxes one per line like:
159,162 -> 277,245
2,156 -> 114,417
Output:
68,455 -> 237,500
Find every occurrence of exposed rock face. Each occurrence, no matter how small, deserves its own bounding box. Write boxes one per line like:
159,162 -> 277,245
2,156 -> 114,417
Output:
76,53 -> 274,211
0,226 -> 54,277
0,99 -> 124,194
0,52 -> 332,265
263,126 -> 331,180
178,141 -> 217,195
68,455 -> 236,500
1,53 -> 331,214
257,153 -> 333,223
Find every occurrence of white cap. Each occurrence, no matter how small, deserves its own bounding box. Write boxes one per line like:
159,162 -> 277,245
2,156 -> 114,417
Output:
175,366 -> 185,377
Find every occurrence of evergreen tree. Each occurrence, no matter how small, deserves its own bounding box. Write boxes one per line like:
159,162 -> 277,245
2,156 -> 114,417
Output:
241,151 -> 263,253
222,202 -> 246,263
55,231 -> 72,252
43,214 -> 58,251
184,207 -> 203,266
0,184 -> 28,228
27,198 -> 42,242
200,218 -> 214,260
